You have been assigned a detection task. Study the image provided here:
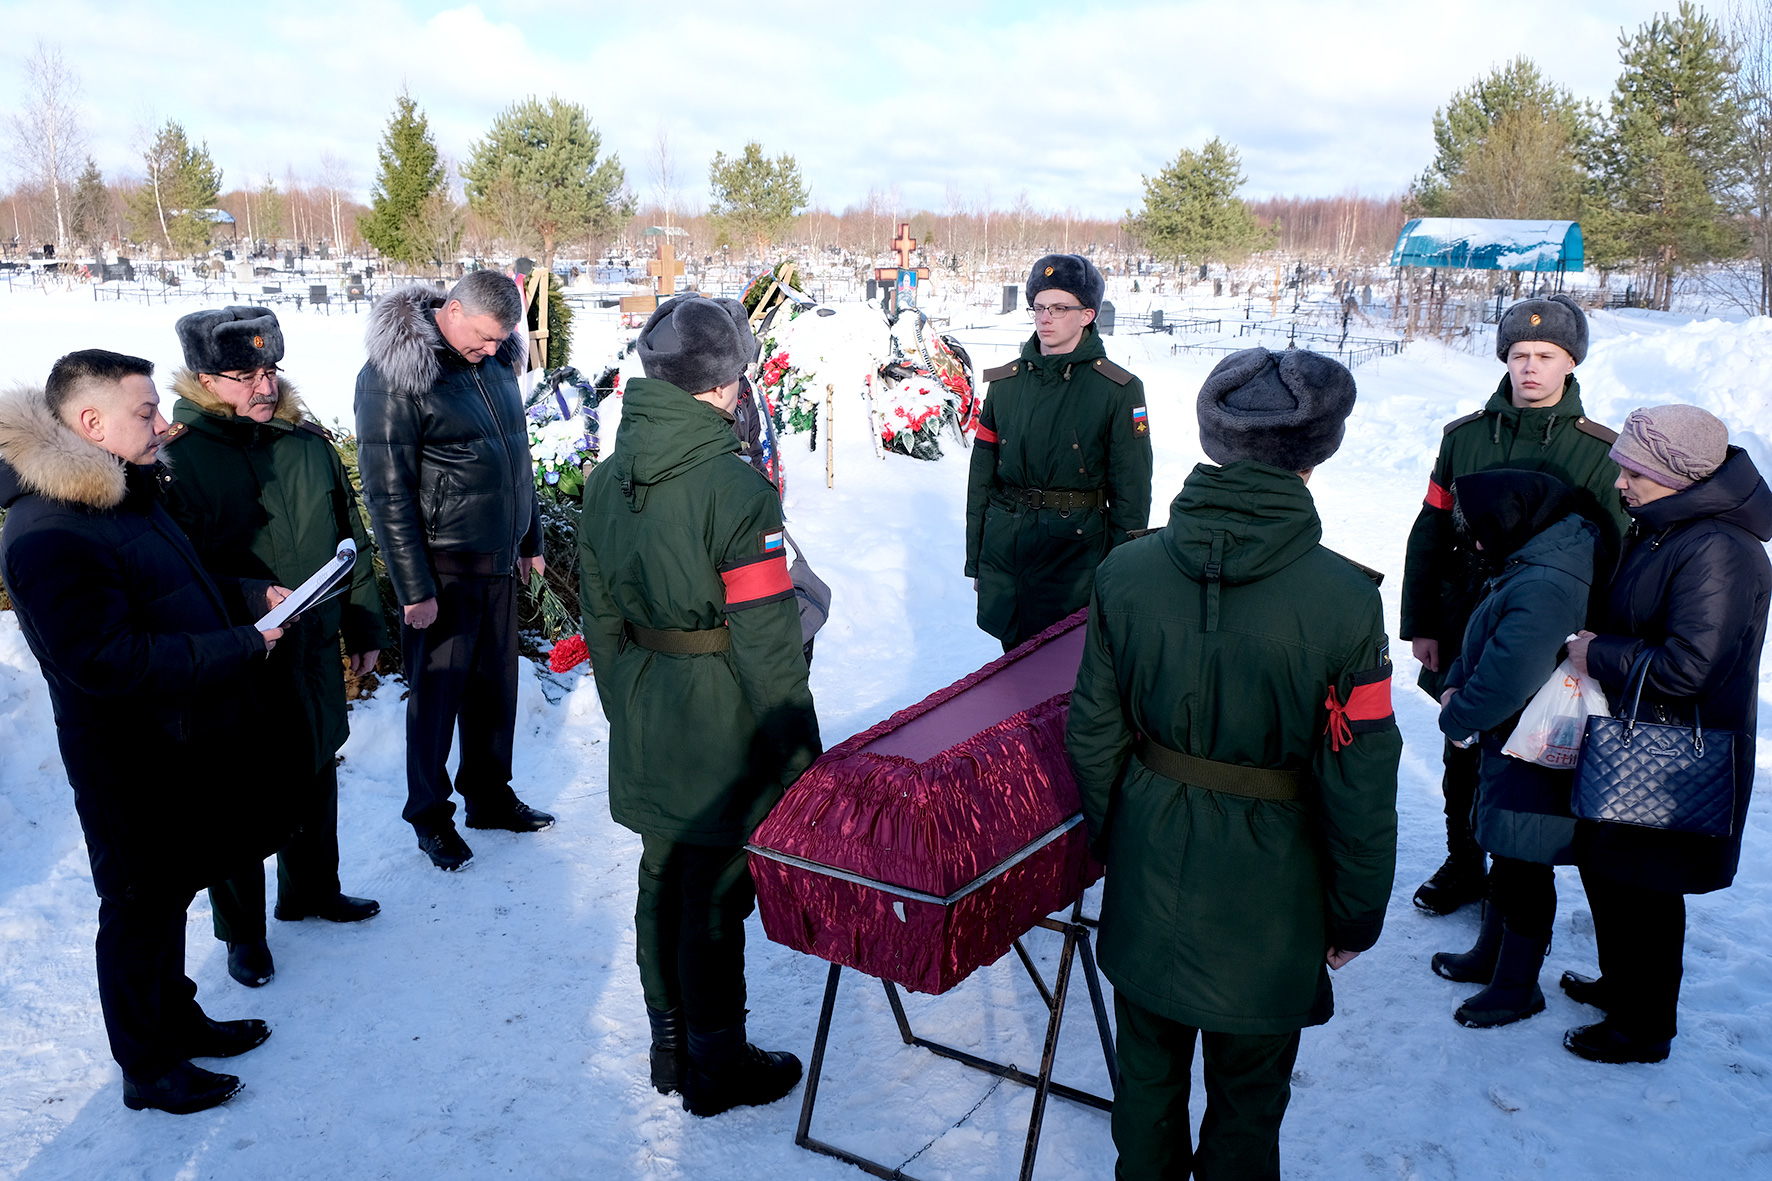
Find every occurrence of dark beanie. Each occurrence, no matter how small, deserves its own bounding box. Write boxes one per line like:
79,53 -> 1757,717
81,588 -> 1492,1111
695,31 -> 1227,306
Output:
635,295 -> 757,394
1196,348 -> 1357,471
175,306 -> 285,373
1496,293 -> 1588,365
1026,254 -> 1105,312
1450,469 -> 1574,559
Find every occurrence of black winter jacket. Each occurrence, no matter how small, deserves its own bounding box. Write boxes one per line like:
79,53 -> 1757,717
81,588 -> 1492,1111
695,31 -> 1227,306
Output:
354,285 -> 541,604
0,386 -> 290,899
1581,447 -> 1772,893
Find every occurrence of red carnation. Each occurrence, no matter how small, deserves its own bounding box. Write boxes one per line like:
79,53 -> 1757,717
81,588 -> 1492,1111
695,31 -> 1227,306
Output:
548,634 -> 590,673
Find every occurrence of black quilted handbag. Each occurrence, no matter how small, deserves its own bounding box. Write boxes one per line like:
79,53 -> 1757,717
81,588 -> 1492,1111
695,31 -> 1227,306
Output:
1573,652 -> 1736,837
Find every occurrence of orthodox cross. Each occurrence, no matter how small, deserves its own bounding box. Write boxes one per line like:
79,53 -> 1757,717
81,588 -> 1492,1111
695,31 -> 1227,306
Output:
647,241 -> 685,296
892,223 -> 917,269
874,221 -> 930,312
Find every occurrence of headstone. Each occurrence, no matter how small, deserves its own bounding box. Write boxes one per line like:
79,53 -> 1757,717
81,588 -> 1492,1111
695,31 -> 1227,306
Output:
1149,308 -> 1164,332
346,280 -> 366,302
866,278 -> 878,301
1362,284 -> 1373,309
222,249 -> 234,261
262,283 -> 282,294
1198,263 -> 1208,281
1001,284 -> 1018,314
42,244 -> 55,259
1098,300 -> 1116,336
1213,278 -> 1223,297
283,250 -> 294,269
235,262 -> 254,282
309,284 -> 330,305
317,242 -> 329,260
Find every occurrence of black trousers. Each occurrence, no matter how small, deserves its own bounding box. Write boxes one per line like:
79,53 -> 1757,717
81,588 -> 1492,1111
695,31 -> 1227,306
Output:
96,888 -> 205,1081
210,762 -> 342,942
1441,738 -> 1483,858
1111,993 -> 1302,1181
401,570 -> 521,833
1581,867 -> 1686,1041
1489,855 -> 1556,943
634,836 -> 754,1030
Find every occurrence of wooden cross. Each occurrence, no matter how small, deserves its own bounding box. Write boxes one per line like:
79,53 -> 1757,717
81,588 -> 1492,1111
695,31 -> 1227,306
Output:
647,241 -> 685,296
891,223 -> 917,269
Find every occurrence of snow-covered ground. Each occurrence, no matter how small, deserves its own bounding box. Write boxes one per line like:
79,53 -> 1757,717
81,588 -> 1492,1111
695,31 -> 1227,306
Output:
1,284 -> 1770,1179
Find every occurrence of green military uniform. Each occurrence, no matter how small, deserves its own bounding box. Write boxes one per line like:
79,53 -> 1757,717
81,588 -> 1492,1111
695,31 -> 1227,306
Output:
161,373 -> 386,939
1067,461 -> 1401,1179
1398,375 -> 1626,911
965,325 -> 1152,649
577,376 -> 821,1027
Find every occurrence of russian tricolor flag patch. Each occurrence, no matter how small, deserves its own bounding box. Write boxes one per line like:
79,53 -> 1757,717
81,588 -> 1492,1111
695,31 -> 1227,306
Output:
760,529 -> 785,555
1132,405 -> 1149,434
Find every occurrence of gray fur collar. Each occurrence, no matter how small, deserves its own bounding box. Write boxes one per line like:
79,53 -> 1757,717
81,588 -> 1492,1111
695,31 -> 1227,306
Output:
0,385 -> 129,509
365,283 -> 527,397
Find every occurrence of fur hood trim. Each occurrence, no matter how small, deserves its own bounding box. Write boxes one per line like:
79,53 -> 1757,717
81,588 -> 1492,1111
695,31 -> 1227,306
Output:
365,283 -> 527,397
171,368 -> 308,426
0,384 -> 129,509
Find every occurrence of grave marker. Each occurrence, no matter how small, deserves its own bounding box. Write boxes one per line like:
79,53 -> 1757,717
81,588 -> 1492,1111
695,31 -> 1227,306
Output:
873,222 -> 930,314
1001,284 -> 1018,314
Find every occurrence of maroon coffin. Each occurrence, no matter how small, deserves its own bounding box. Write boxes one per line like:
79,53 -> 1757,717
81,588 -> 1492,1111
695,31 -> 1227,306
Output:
748,610 -> 1101,995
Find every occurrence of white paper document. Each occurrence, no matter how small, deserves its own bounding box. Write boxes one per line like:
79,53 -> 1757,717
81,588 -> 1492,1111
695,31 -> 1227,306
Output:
256,539 -> 357,631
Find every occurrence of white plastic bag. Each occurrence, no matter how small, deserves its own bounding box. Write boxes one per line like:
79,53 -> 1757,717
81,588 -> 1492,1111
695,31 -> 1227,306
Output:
1502,658 -> 1610,769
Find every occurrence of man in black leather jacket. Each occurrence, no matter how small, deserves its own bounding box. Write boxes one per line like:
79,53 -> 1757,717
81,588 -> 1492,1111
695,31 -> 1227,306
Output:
354,271 -> 553,871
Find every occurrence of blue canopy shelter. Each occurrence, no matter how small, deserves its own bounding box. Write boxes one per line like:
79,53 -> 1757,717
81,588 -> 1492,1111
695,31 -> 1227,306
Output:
1390,218 -> 1582,289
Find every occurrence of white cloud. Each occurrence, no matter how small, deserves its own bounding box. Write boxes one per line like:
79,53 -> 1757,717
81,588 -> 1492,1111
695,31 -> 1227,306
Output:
1,0 -> 1675,217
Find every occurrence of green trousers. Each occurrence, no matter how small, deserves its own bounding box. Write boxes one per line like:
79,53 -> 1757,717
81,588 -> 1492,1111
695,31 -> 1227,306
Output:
211,763 -> 341,943
635,835 -> 755,1029
1112,993 -> 1302,1181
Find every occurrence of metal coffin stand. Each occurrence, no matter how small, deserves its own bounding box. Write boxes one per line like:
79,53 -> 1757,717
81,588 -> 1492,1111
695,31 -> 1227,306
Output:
794,899 -> 1117,1181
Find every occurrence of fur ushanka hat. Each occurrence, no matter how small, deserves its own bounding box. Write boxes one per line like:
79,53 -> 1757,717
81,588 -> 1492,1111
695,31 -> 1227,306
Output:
1196,347 -> 1357,471
1495,293 -> 1588,365
1025,254 -> 1105,312
635,295 -> 757,394
175,306 -> 285,373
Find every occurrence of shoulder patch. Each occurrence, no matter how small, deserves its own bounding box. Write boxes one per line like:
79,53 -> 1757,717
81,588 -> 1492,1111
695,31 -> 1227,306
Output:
1442,409 -> 1487,436
1574,417 -> 1619,446
161,421 -> 189,445
1091,357 -> 1135,386
759,528 -> 785,556
982,361 -> 1020,383
1324,547 -> 1385,587
296,420 -> 335,442
1131,404 -> 1148,435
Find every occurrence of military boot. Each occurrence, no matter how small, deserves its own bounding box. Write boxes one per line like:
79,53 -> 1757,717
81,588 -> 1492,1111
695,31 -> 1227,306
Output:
1431,900 -> 1502,983
647,1006 -> 687,1095
681,1022 -> 802,1117
1413,820 -> 1487,916
1454,927 -> 1548,1029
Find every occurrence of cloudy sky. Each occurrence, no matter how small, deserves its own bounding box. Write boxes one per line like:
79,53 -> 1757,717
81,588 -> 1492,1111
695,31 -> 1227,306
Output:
4,0 -> 1677,217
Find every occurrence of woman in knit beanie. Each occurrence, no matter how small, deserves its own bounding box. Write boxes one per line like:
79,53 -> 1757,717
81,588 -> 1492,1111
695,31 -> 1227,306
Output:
1562,404 -> 1772,1064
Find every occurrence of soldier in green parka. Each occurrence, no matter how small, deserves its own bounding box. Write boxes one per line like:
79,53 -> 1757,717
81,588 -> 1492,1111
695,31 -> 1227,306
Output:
578,295 -> 821,1118
1068,348 -> 1401,1181
965,254 -> 1151,649
161,307 -> 387,991
1399,294 -> 1627,915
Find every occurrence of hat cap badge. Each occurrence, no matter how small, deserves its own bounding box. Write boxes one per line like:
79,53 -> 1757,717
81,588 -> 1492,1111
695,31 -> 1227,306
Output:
252,334 -> 264,348
1529,314 -> 1541,327
1044,266 -> 1054,276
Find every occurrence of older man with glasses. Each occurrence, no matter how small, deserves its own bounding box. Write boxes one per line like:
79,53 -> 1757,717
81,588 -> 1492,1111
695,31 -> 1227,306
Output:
161,306 -> 387,989
964,253 -> 1152,649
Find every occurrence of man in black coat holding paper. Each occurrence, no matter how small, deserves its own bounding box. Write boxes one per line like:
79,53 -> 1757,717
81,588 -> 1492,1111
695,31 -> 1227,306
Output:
0,350 -> 291,1114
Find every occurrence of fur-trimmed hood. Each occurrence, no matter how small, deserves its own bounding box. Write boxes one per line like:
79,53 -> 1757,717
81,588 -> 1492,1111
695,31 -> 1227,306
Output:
0,384 -> 129,510
170,368 -> 309,426
364,283 -> 526,398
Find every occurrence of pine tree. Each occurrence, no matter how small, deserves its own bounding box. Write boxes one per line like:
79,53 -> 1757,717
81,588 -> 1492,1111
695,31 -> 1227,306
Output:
126,120 -> 221,256
68,156 -> 107,256
360,90 -> 445,267
1589,1 -> 1745,307
1410,57 -> 1594,219
1125,138 -> 1271,268
462,95 -> 629,271
707,142 -> 808,259
255,174 -> 285,244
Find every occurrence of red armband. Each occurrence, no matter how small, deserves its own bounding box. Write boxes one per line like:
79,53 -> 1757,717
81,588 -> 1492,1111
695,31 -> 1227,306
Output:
974,423 -> 998,446
1324,666 -> 1395,751
720,552 -> 794,611
1424,478 -> 1452,511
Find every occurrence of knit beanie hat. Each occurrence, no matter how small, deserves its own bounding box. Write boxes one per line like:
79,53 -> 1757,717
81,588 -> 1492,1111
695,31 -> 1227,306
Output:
1496,293 -> 1588,365
635,295 -> 757,394
1026,254 -> 1105,312
1196,348 -> 1357,471
1450,469 -> 1574,560
1608,404 -> 1729,491
175,306 -> 285,373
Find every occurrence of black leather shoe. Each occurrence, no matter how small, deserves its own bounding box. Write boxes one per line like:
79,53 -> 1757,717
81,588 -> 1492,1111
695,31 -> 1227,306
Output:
122,1061 -> 243,1114
1564,1020 -> 1670,1064
417,826 -> 473,870
275,893 -> 381,923
1559,970 -> 1610,1011
464,801 -> 555,833
226,940 -> 274,988
1413,854 -> 1487,916
187,1017 -> 271,1059
682,1024 -> 803,1117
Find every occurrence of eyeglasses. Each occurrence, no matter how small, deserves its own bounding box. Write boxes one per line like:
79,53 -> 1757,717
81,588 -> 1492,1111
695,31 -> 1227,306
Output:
1029,304 -> 1086,319
215,367 -> 280,385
